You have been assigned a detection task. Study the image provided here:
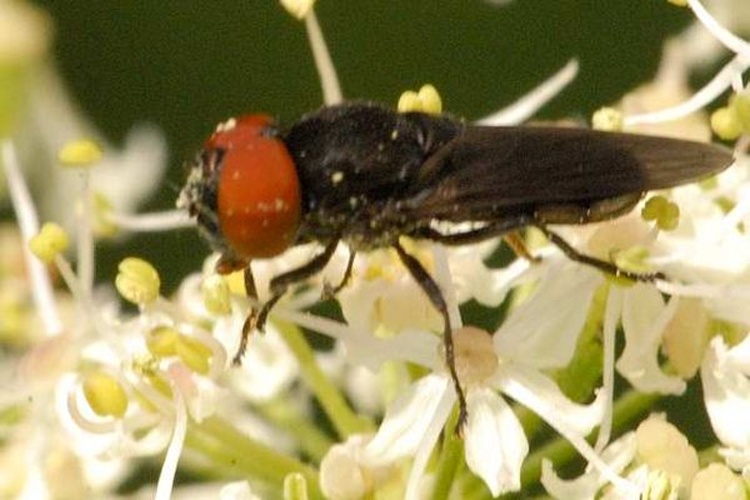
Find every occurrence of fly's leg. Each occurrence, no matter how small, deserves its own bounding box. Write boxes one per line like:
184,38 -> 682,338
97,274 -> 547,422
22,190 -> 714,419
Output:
415,219 -> 542,264
502,231 -> 541,263
232,239 -> 340,365
393,240 -> 468,433
233,266 -> 259,365
322,248 -> 356,299
257,239 -> 341,329
417,218 -> 665,282
532,223 -> 666,282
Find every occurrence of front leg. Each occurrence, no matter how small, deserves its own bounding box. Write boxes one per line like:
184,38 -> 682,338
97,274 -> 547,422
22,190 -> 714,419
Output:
232,239 -> 341,365
393,240 -> 468,433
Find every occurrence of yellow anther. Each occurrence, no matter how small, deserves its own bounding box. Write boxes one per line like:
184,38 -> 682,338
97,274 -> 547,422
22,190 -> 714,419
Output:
115,257 -> 161,305
82,372 -> 128,418
145,325 -> 179,357
592,107 -> 624,132
221,268 -> 247,296
58,139 -> 103,167
416,84 -> 442,114
28,222 -> 69,263
202,274 -> 232,315
397,84 -> 443,115
397,91 -> 421,113
641,196 -> 680,231
176,334 -> 213,375
279,0 -> 316,20
710,106 -> 743,140
145,372 -> 173,398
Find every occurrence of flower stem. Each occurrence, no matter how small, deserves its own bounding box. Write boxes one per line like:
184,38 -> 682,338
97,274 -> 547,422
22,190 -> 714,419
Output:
304,9 -> 343,105
257,398 -> 335,462
274,320 -> 374,437
188,416 -> 323,498
1,139 -> 61,336
432,410 -> 465,500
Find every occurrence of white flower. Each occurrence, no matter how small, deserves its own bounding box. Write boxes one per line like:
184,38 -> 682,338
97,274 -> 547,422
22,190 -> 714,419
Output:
319,434 -> 394,500
702,335 -> 750,471
690,462 -> 746,500
337,246 -> 444,336
541,432 -> 638,500
543,415 -> 699,500
354,261 -> 619,498
175,267 -> 300,403
15,63 -> 170,236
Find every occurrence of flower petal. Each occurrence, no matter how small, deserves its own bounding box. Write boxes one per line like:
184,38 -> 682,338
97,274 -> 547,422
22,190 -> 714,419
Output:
541,432 -> 638,500
497,363 -> 605,436
363,374 -> 452,464
541,459 -> 598,500
494,262 -> 601,369
702,337 -> 750,452
618,286 -> 686,394
464,388 -> 528,496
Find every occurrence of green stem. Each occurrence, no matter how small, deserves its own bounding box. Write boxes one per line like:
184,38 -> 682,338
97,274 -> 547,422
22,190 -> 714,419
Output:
697,444 -> 722,467
257,398 -> 334,462
187,416 -> 323,499
432,411 -> 465,500
275,320 -> 374,437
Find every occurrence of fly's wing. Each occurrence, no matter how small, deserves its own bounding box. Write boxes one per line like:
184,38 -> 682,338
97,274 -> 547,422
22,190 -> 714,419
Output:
408,126 -> 734,221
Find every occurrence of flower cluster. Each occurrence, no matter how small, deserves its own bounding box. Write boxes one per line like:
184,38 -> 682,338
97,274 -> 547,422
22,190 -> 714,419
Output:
2,0 -> 750,499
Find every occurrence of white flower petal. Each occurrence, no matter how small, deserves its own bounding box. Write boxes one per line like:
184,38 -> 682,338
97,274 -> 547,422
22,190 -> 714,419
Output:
476,59 -> 579,126
718,446 -> 750,472
92,124 -> 168,213
446,239 -> 536,307
541,458 -> 598,500
274,308 -> 441,371
494,262 -> 601,369
362,374 -> 452,465
724,332 -> 750,373
541,432 -> 638,500
219,480 -> 262,500
320,435 -> 374,500
464,388 -> 528,496
498,366 -> 638,495
690,463 -> 746,500
497,363 -> 605,436
702,337 -> 750,451
403,382 -> 457,500
228,325 -> 298,403
339,268 -> 442,336
618,286 -> 686,394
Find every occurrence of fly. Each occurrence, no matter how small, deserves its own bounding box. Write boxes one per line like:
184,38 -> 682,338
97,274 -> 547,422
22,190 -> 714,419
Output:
178,101 -> 734,428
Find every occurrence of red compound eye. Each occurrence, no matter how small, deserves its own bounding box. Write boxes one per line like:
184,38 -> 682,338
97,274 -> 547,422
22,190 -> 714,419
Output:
210,114 -> 301,260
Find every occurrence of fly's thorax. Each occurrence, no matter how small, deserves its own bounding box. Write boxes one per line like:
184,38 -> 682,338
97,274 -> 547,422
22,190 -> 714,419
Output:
285,102 -> 463,220
298,196 -> 428,252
